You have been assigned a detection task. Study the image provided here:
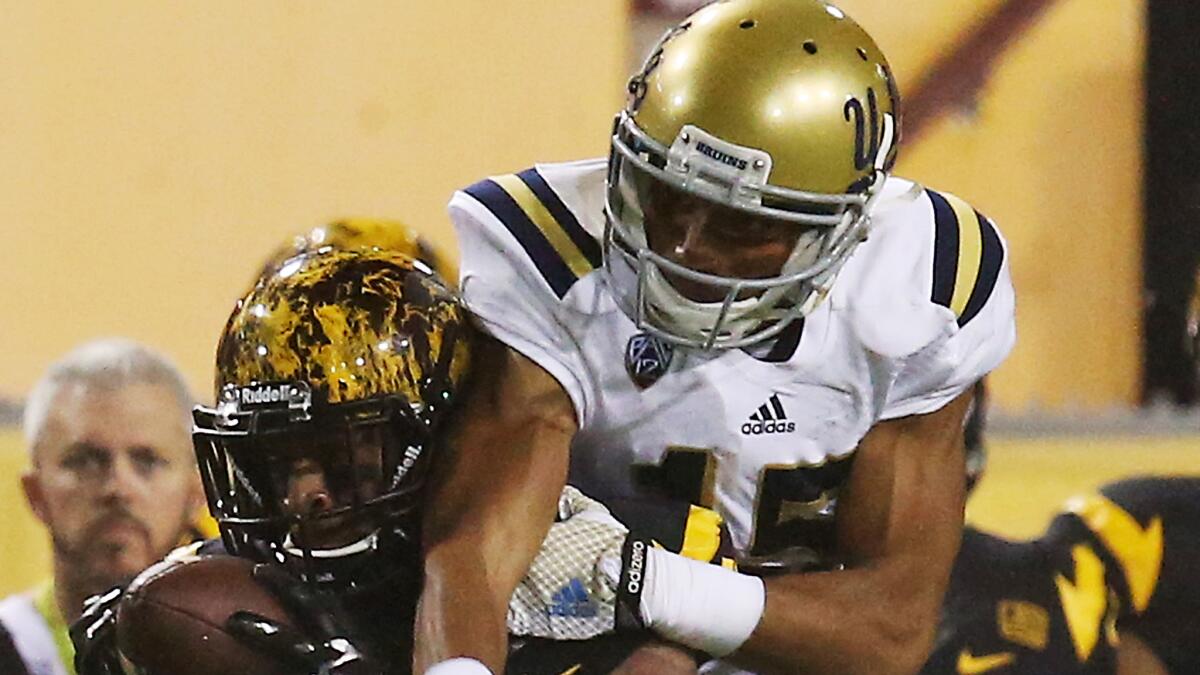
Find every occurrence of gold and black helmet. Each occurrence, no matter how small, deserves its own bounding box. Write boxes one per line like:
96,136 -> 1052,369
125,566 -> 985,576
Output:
605,0 -> 900,349
258,217 -> 456,289
193,247 -> 470,585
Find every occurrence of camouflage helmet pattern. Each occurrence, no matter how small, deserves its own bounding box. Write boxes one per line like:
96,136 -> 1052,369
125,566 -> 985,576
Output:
217,247 -> 469,414
258,218 -> 456,292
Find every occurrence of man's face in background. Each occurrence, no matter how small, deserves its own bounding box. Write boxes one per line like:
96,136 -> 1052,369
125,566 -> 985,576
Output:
22,381 -> 202,592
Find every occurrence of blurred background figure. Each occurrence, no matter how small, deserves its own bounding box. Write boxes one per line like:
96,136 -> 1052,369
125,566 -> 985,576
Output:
0,339 -> 204,675
1142,2 -> 1200,408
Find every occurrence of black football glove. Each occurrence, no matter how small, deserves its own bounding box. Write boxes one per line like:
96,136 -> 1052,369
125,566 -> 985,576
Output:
225,564 -> 385,675
70,585 -> 131,675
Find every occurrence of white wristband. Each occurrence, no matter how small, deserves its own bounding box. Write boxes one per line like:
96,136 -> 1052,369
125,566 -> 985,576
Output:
640,546 -> 766,657
425,658 -> 494,675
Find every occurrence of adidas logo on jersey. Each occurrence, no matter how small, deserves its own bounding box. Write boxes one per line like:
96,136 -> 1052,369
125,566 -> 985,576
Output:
548,578 -> 598,618
742,394 -> 796,435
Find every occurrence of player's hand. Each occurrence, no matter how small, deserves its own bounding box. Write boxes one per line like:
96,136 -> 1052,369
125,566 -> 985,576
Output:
71,585 -> 132,675
507,486 -> 643,641
225,564 -> 383,675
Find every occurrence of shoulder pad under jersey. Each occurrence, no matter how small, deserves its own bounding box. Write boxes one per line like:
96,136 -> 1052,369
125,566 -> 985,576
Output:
454,160 -> 605,301
834,179 -> 1012,360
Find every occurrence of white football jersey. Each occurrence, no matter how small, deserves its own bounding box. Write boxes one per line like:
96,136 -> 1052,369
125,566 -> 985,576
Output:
450,158 -> 1015,554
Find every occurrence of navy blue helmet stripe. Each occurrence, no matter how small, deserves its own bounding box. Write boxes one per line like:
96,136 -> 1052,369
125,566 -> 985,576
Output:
464,178 -> 577,298
516,168 -> 603,269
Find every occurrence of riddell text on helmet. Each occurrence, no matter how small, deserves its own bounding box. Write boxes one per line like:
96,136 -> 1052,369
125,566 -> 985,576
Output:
239,384 -> 290,406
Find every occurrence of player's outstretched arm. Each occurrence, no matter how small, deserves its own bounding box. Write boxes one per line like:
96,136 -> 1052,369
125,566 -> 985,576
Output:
729,390 -> 972,674
414,334 -> 576,674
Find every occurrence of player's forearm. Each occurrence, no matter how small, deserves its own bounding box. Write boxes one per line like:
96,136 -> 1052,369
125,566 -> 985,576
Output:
414,459 -> 566,672
414,422 -> 570,671
735,556 -> 946,675
727,392 -> 968,674
415,545 -> 510,672
413,337 -> 577,672
636,545 -> 946,675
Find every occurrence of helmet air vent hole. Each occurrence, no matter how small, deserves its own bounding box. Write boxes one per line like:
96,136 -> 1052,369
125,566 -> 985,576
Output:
856,47 -> 868,61
803,41 -> 818,55
739,19 -> 756,29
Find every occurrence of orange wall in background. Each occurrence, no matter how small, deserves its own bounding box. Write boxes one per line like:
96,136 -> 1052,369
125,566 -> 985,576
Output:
0,1 -> 1147,412
0,431 -> 52,596
839,0 -> 1145,410
0,1 -> 627,401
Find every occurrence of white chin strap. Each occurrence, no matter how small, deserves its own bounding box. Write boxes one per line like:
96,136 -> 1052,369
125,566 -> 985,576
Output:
282,530 -> 379,559
641,265 -> 783,344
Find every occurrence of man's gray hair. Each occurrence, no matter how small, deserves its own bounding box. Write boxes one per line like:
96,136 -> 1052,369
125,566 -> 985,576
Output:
23,338 -> 194,455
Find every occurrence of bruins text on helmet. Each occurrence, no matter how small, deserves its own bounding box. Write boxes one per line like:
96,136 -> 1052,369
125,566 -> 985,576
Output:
605,0 -> 900,349
193,247 -> 471,589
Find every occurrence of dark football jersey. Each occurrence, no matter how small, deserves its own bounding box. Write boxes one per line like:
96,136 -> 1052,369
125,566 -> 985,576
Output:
1042,476 -> 1200,675
920,527 -> 1118,675
921,526 -> 1118,672
924,475 -> 1199,675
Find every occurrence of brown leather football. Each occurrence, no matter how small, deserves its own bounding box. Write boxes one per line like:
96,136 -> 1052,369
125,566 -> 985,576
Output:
116,555 -> 298,675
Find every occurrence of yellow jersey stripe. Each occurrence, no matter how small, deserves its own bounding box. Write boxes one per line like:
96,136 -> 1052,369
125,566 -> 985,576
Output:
491,173 -> 594,280
928,189 -> 1004,326
944,192 -> 983,318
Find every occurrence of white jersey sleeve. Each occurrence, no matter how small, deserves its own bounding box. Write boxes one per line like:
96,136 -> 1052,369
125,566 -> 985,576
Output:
449,165 -> 606,423
880,188 -> 1017,419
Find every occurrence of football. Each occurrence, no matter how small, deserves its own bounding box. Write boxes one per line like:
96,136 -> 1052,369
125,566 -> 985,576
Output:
116,554 -> 298,675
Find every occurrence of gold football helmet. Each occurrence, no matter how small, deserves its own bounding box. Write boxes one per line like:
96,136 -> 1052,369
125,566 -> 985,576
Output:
605,0 -> 900,349
193,248 -> 470,586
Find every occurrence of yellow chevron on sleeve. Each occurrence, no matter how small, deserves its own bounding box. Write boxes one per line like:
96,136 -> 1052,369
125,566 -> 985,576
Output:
1055,543 -> 1108,662
1066,494 -> 1164,612
943,192 -> 983,317
679,505 -> 724,562
491,173 -> 594,278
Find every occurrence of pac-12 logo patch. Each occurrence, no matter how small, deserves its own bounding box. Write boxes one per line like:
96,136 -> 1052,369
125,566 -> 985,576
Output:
625,333 -> 674,388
